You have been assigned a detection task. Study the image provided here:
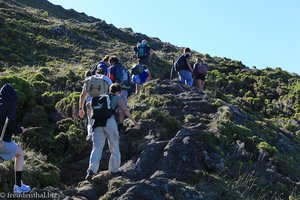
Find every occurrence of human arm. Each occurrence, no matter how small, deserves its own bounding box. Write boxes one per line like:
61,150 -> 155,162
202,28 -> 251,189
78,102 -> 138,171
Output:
186,57 -> 193,72
146,69 -> 151,82
133,46 -> 138,54
118,98 -> 140,129
146,45 -> 151,56
79,84 -> 87,119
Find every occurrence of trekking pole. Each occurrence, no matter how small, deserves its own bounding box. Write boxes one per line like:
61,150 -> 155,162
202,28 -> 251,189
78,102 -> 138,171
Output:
170,59 -> 174,80
24,127 -> 42,132
0,117 -> 9,149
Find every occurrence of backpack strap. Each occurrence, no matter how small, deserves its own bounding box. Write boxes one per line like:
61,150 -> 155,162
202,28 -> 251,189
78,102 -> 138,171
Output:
0,117 -> 9,142
108,94 -> 118,114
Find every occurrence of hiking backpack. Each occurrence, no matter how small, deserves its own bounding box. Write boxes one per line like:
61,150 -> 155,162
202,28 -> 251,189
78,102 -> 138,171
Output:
194,62 -> 208,75
131,64 -> 144,75
91,94 -> 114,120
85,75 -> 109,97
137,43 -> 148,58
173,54 -> 186,72
116,65 -> 132,90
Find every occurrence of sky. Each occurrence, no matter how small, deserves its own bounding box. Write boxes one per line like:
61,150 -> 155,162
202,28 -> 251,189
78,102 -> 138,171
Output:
48,0 -> 300,75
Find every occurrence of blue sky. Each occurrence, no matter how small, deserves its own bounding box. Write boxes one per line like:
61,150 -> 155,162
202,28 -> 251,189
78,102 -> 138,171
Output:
48,0 -> 300,75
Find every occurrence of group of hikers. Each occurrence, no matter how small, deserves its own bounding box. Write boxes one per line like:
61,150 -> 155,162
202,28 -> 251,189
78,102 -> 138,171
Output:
0,39 -> 208,193
174,47 -> 208,91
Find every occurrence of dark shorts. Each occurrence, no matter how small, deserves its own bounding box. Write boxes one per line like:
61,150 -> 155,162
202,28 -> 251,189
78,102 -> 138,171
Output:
194,73 -> 206,81
138,57 -> 150,67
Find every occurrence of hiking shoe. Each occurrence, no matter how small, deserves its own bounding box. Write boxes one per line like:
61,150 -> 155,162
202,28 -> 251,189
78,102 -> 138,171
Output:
13,181 -> 31,194
85,171 -> 95,181
110,171 -> 124,177
86,134 -> 92,142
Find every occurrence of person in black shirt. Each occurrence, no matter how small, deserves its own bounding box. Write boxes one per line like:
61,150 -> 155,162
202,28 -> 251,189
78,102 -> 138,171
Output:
177,48 -> 193,87
0,83 -> 31,194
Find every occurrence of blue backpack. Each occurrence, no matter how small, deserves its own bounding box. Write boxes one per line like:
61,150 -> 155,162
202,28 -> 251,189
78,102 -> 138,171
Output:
116,65 -> 132,89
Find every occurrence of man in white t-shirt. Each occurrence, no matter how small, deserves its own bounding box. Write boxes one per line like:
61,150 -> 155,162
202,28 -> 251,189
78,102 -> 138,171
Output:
79,67 -> 112,141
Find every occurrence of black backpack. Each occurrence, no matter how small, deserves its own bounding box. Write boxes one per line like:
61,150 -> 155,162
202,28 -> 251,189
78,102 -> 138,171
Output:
131,64 -> 144,75
194,62 -> 208,75
173,54 -> 186,72
91,94 -> 115,120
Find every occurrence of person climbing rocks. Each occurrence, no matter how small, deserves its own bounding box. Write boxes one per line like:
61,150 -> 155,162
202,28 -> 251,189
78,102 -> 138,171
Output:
0,84 -> 31,194
193,58 -> 208,92
79,67 -> 112,141
134,39 -> 151,67
176,48 -> 193,87
131,64 -> 151,95
107,56 -> 131,133
85,83 -> 140,180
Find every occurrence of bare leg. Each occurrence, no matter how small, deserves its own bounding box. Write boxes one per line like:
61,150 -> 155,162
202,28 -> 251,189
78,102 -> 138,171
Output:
135,84 -> 141,95
200,80 -> 205,91
196,79 -> 201,89
118,109 -> 125,124
15,146 -> 24,172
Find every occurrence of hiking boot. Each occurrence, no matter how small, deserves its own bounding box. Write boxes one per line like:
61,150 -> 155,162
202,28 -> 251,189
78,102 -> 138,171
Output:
110,170 -> 124,177
85,171 -> 95,181
13,181 -> 31,194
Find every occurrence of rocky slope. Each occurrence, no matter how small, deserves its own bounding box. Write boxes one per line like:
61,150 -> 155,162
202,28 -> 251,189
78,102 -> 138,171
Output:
22,80 -> 300,200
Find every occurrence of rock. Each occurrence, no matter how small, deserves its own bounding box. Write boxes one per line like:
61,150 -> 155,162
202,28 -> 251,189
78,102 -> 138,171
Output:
126,141 -> 167,180
118,183 -> 164,200
30,187 -> 66,200
52,25 -> 70,36
75,181 -> 101,200
118,178 -> 203,200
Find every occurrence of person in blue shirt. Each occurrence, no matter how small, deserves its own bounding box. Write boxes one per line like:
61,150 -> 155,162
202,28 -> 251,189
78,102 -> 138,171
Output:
131,65 -> 151,95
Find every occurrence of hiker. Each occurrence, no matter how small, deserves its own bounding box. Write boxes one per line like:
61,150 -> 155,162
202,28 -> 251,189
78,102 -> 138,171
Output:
90,55 -> 110,75
193,58 -> 208,92
175,48 -> 193,87
79,67 -> 113,141
107,56 -> 131,133
131,64 -> 151,95
84,83 -> 140,180
134,40 -> 151,67
0,84 -> 31,194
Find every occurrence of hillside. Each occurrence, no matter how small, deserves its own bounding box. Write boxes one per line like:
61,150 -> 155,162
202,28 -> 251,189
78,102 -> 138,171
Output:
0,0 -> 300,199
